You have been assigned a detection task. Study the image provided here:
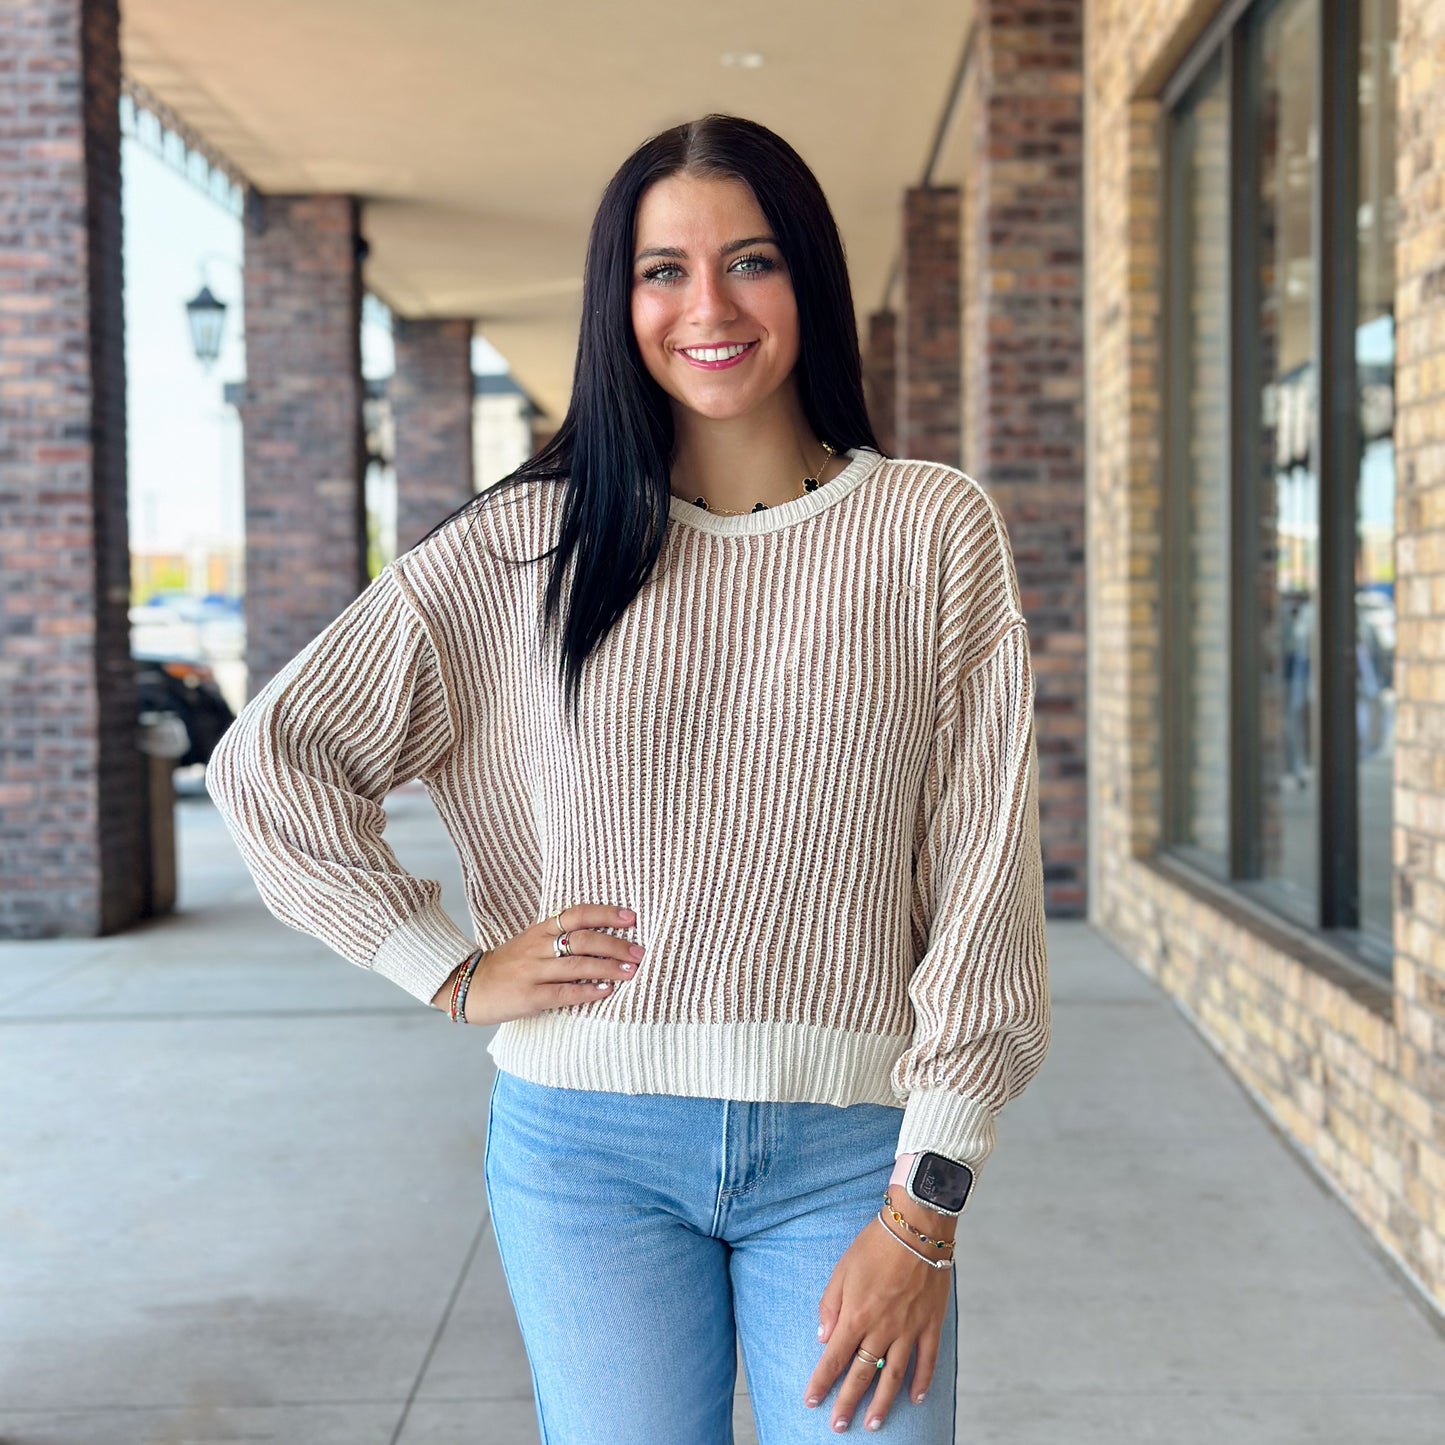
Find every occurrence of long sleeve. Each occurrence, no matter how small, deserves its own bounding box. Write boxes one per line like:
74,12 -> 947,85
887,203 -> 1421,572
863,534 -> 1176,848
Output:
890,542 -> 1051,1175
205,562 -> 482,1005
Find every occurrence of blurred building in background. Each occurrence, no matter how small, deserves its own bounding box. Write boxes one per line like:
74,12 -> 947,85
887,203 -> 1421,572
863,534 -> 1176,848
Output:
2,0 -> 1442,1315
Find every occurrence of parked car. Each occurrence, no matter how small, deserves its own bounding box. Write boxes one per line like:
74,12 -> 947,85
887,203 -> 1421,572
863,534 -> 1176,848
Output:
135,655 -> 235,769
130,593 -> 244,666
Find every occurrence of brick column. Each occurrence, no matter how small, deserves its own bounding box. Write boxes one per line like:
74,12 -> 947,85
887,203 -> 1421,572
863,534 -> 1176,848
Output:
863,309 -> 898,455
897,187 -> 961,465
392,317 -> 475,555
0,0 -> 150,937
974,0 -> 1086,915
238,194 -> 367,696
1394,0 -> 1445,1241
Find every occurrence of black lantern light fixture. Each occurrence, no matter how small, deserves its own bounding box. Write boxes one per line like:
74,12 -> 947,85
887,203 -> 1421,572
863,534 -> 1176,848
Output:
185,283 -> 227,370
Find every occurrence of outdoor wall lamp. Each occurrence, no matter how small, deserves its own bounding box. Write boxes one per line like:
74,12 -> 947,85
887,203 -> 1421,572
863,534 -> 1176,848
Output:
185,252 -> 244,372
185,284 -> 226,369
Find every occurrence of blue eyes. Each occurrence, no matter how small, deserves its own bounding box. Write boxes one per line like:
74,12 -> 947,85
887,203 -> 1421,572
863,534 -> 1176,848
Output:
638,253 -> 777,285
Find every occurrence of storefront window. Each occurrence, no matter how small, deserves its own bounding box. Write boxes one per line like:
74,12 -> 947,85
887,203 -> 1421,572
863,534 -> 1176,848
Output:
1163,0 -> 1398,972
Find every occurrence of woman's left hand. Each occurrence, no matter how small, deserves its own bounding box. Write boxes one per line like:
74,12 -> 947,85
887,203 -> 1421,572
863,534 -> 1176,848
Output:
804,1210 -> 953,1431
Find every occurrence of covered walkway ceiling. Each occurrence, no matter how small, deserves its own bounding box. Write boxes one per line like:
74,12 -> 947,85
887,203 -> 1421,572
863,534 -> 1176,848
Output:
121,0 -> 975,418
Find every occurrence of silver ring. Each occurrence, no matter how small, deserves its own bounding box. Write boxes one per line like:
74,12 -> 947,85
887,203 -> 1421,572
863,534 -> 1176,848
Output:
854,1347 -> 885,1371
553,932 -> 572,958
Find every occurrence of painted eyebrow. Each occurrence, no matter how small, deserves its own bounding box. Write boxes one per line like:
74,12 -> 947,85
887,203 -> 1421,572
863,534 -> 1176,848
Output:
634,235 -> 779,263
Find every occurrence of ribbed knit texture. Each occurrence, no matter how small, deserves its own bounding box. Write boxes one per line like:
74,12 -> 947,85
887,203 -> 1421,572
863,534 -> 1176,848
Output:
206,448 -> 1051,1174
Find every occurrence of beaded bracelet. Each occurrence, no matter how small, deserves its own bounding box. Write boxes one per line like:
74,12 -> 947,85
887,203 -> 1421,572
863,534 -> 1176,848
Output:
450,950 -> 484,1021
874,1209 -> 955,1270
881,1191 -> 956,1253
448,956 -> 468,1020
449,949 -> 486,1022
447,956 -> 467,1019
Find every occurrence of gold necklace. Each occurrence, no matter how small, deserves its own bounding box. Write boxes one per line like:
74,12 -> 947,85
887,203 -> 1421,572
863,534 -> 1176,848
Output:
686,441 -> 836,515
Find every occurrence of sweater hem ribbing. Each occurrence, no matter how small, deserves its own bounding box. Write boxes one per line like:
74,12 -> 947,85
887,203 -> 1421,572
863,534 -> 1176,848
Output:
486,1015 -> 912,1112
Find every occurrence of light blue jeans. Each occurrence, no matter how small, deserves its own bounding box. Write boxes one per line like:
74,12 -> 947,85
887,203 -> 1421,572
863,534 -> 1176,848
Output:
483,1068 -> 958,1444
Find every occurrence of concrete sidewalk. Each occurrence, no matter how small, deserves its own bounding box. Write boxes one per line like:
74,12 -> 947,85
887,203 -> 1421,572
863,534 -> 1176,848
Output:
2,781 -> 1442,1445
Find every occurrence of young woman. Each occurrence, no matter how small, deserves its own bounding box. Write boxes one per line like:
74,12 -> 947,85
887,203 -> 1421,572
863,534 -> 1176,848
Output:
207,113 -> 1050,1443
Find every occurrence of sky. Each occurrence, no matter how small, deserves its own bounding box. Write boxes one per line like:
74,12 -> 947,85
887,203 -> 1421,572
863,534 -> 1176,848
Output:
121,134 -> 247,556
119,127 -> 510,560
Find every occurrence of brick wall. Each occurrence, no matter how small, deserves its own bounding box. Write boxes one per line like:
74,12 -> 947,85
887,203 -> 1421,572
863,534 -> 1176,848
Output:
1392,0 -> 1445,1306
237,193 -> 367,696
897,187 -> 961,465
0,0 -> 149,937
392,317 -> 475,556
972,0 -> 1088,916
1087,0 -> 1445,1310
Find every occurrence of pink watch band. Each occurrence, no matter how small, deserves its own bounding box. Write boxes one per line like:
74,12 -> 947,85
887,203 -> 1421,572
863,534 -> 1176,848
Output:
890,1152 -> 918,1188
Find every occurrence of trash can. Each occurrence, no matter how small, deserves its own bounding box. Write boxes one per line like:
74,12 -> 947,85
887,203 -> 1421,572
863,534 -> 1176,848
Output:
138,711 -> 189,918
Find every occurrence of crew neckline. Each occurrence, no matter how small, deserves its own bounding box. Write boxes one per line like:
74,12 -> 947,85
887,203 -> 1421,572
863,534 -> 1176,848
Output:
665,447 -> 887,536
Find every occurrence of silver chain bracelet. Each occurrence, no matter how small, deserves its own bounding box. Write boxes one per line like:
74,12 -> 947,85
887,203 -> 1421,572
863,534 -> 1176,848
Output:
874,1209 -> 955,1270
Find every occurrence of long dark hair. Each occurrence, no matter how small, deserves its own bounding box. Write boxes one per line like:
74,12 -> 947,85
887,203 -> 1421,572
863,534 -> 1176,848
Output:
413,112 -> 882,723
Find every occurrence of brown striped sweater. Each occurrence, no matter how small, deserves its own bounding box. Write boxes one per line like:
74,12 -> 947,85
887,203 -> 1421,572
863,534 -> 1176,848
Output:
205,447 -> 1050,1175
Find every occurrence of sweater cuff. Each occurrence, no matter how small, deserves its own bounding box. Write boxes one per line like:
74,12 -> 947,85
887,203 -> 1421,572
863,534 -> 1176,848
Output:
895,1087 -> 997,1174
368,898 -> 479,1006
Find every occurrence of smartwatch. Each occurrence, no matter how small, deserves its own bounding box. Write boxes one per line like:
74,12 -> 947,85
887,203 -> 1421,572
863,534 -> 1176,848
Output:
903,1151 -> 975,1217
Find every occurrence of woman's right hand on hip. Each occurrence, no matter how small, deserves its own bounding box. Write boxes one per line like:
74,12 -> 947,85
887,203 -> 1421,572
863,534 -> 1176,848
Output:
461,904 -> 642,1025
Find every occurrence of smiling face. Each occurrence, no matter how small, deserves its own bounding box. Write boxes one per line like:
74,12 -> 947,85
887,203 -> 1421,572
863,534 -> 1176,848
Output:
629,171 -> 801,425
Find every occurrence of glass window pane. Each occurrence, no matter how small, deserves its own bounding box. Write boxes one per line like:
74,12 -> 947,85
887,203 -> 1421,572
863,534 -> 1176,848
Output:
1252,0 -> 1320,920
1356,0 -> 1398,943
1171,58 -> 1231,861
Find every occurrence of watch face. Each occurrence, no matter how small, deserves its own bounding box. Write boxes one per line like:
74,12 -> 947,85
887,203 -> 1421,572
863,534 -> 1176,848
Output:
914,1152 -> 974,1212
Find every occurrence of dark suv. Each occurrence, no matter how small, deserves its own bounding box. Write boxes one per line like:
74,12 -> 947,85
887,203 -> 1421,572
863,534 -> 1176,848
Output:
135,656 -> 235,769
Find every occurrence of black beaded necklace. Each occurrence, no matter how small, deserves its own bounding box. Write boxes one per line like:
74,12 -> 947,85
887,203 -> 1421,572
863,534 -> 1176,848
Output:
686,441 -> 836,514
